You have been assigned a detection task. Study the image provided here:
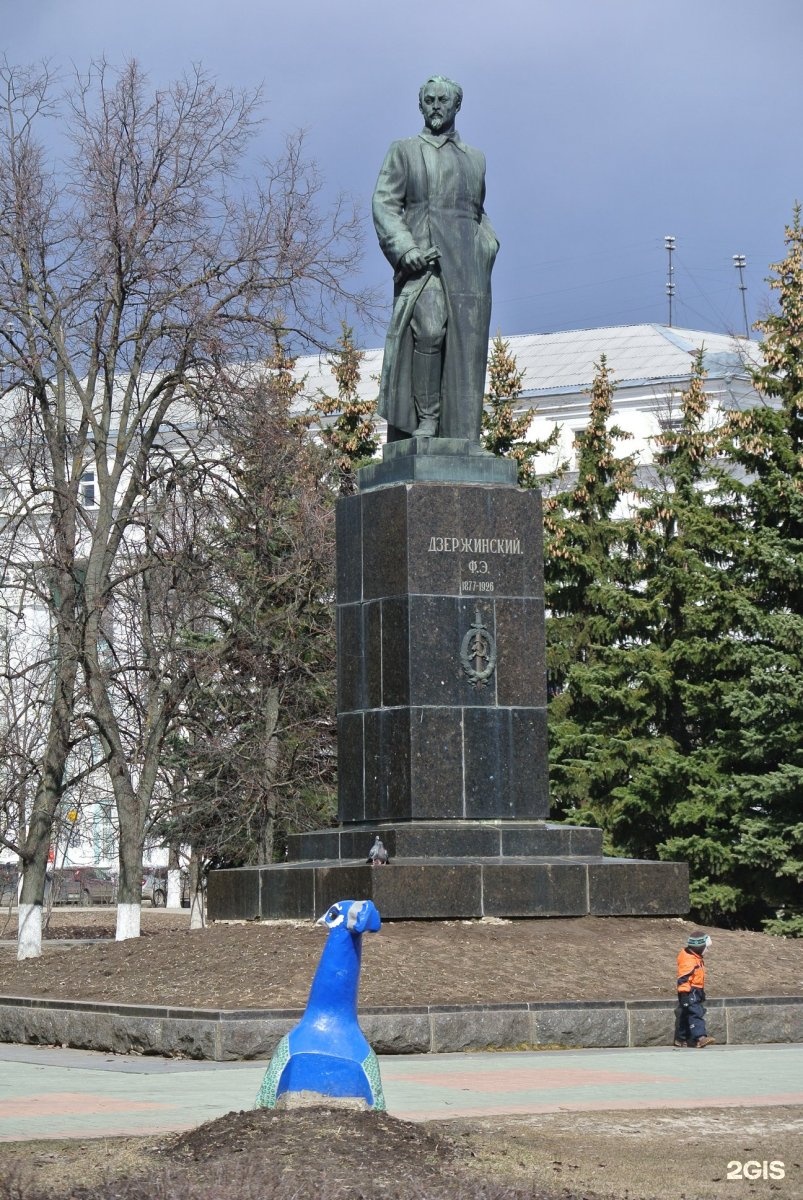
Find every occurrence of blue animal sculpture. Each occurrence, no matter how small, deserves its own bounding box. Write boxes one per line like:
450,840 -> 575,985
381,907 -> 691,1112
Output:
255,898 -> 385,1110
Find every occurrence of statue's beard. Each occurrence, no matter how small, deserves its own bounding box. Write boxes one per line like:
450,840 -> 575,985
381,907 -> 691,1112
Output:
427,114 -> 444,131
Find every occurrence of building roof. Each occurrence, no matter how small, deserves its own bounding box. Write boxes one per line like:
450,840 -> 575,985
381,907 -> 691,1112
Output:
293,324 -> 760,406
503,324 -> 759,396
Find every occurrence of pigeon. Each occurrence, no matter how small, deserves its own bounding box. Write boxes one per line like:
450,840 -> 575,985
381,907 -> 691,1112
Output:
366,836 -> 390,866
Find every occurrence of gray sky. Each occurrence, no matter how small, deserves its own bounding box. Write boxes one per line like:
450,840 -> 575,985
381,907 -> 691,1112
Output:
5,0 -> 802,347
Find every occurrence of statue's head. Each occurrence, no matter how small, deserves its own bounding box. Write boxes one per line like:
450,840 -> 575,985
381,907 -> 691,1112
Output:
316,899 -> 381,934
419,75 -> 462,134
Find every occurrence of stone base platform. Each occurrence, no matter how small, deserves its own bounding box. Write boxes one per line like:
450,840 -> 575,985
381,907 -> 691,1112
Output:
284,820 -> 604,862
357,436 -> 518,490
207,822 -> 690,923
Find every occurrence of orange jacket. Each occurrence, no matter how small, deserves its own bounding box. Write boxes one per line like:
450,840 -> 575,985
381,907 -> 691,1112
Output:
677,948 -> 705,992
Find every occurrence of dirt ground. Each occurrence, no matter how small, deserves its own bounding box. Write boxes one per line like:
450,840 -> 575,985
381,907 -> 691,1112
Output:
0,1104 -> 800,1200
1,908 -> 802,1009
2,908 -> 802,1198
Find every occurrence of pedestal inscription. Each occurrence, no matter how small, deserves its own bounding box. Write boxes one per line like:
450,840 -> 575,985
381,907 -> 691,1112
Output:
336,480 -> 548,825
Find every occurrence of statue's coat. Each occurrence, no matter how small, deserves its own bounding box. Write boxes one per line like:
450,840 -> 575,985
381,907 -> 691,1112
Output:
373,129 -> 498,440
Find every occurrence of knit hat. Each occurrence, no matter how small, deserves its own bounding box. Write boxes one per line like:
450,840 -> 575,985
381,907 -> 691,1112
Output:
687,933 -> 710,948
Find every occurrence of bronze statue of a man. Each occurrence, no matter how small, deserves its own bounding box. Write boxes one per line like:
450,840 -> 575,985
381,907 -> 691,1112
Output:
373,75 -> 499,442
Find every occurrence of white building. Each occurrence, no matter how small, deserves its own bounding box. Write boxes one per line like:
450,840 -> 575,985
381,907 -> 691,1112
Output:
298,322 -> 762,475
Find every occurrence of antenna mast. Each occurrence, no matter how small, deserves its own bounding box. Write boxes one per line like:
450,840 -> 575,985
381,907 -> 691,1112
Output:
665,235 -> 676,326
733,254 -> 749,338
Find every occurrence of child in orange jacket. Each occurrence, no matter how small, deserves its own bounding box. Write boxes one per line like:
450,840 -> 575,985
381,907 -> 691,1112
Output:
674,932 -> 716,1048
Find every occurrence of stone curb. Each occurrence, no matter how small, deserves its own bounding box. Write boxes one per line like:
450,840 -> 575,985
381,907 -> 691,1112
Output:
1,993 -> 801,1061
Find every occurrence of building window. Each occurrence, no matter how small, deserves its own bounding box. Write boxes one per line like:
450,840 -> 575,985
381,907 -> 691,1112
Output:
80,470 -> 96,507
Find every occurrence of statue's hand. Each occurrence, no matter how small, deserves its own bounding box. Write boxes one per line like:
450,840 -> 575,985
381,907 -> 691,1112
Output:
400,246 -> 429,274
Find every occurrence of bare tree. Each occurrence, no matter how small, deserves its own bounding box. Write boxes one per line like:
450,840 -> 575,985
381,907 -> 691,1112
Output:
0,613 -> 53,873
97,448 -> 217,916
0,58 -> 365,954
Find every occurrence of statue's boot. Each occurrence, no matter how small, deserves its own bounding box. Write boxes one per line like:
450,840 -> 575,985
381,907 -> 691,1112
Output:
413,348 -> 441,437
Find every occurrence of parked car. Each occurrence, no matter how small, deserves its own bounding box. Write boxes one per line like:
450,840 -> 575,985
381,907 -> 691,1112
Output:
141,868 -> 167,907
51,866 -> 116,905
141,867 -> 192,907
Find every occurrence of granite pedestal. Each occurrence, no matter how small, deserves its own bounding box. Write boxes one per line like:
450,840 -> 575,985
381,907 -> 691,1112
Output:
207,440 -> 689,923
337,467 -> 548,823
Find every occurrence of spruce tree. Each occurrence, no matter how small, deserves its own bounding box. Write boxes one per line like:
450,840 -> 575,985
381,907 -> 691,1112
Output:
166,341 -> 338,865
682,210 -> 803,933
313,324 -> 379,494
545,355 -> 642,827
602,213 -> 802,933
609,353 -> 745,909
546,347 -> 796,930
481,333 -> 562,487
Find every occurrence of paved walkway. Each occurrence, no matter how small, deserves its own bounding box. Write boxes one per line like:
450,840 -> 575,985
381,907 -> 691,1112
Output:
1,1042 -> 801,1141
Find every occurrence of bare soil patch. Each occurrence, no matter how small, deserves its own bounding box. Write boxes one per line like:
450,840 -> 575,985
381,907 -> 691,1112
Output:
0,1104 -> 800,1199
1,912 -> 801,1009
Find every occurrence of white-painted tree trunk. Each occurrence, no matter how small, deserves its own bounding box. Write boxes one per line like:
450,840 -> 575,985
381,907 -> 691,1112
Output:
17,903 -> 42,960
115,901 -> 141,941
189,892 -> 204,929
166,868 -> 182,910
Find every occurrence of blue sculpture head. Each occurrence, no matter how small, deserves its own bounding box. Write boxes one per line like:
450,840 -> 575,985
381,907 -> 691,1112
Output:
316,899 -> 381,934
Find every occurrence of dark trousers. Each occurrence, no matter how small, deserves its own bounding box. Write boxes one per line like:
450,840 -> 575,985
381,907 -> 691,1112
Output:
675,988 -> 707,1044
